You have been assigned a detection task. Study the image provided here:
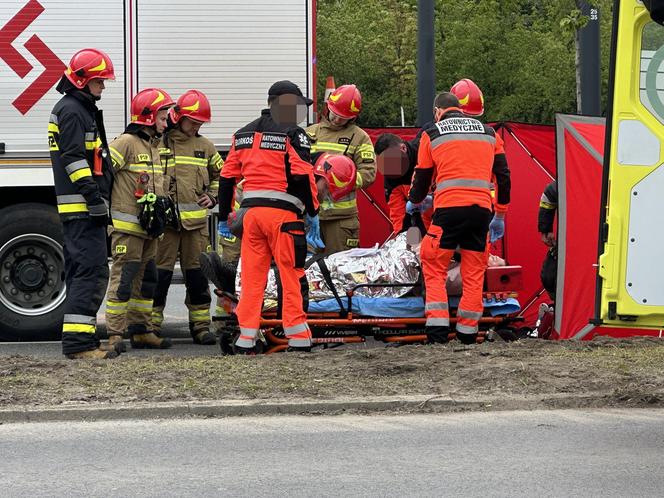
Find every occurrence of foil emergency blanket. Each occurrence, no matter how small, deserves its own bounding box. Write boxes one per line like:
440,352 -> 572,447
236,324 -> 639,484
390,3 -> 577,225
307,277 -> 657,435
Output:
235,232 -> 420,301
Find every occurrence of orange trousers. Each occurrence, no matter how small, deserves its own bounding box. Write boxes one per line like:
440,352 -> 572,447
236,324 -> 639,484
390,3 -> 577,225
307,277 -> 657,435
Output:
420,224 -> 488,337
234,207 -> 312,349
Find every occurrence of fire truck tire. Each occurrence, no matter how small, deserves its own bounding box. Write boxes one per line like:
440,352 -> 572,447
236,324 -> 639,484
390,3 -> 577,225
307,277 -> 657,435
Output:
0,203 -> 67,341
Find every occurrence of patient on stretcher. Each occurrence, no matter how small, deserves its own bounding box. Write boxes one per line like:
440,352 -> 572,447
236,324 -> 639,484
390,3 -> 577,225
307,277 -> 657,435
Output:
201,232 -> 507,307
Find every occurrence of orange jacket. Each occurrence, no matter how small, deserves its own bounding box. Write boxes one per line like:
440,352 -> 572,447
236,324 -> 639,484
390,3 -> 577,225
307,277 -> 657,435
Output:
387,184 -> 432,233
409,109 -> 510,213
218,109 -> 319,219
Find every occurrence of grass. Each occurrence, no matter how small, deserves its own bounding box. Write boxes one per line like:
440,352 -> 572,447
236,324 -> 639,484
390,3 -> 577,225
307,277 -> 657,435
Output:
1,339 -> 664,407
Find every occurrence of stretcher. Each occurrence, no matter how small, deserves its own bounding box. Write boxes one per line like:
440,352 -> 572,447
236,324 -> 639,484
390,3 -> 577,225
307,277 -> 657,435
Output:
213,265 -> 524,354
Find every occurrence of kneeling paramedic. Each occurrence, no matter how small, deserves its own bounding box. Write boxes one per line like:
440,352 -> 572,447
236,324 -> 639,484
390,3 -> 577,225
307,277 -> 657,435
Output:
152,90 -> 222,345
217,80 -> 319,353
105,88 -> 175,350
409,92 -> 510,345
50,48 -> 117,359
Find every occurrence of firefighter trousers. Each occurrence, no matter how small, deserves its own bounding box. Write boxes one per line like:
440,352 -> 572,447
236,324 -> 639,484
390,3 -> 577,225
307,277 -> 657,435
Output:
320,215 -> 360,256
234,207 -> 312,349
61,219 -> 109,355
421,206 -> 492,338
152,226 -> 211,336
105,232 -> 158,336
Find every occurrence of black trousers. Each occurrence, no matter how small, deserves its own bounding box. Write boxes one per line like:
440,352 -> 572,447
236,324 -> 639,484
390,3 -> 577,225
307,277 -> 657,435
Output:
61,219 -> 109,354
431,205 -> 492,251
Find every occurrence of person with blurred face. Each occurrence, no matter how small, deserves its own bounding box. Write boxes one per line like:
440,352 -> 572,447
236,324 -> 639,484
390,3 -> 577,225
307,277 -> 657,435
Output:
217,80 -> 319,353
105,88 -> 175,351
375,133 -> 433,235
151,90 -> 223,345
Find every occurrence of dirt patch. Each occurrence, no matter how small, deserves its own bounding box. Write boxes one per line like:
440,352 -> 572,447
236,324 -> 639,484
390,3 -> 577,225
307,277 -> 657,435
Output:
1,337 -> 664,409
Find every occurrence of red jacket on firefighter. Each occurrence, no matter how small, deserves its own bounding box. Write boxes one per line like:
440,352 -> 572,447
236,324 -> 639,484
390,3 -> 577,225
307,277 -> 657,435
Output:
409,94 -> 510,344
218,81 -> 318,352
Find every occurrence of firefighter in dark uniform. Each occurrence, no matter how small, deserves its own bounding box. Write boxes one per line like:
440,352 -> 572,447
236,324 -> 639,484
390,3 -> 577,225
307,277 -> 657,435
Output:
49,48 -> 117,359
217,80 -> 319,352
538,180 -> 558,300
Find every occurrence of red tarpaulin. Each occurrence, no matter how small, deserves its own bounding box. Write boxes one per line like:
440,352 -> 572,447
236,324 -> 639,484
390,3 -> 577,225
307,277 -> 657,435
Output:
361,123 -> 556,326
555,114 -> 659,339
497,124 -> 555,326
359,119 -> 660,338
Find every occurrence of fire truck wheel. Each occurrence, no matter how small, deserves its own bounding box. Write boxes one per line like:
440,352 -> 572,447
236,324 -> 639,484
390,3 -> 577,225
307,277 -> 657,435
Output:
0,203 -> 67,340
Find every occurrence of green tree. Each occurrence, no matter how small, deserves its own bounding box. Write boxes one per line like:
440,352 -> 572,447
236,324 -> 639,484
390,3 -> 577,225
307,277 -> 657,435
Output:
316,0 -> 614,125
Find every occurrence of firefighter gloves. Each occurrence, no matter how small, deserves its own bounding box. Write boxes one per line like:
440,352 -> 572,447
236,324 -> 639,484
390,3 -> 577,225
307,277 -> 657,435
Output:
305,214 -> 325,250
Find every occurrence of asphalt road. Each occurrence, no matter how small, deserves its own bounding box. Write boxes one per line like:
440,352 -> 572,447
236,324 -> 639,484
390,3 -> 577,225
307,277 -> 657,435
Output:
0,282 -> 216,356
1,409 -> 662,497
0,282 -> 372,357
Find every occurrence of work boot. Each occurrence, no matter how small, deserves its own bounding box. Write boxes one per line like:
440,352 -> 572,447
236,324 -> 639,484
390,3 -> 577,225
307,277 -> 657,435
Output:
66,348 -> 119,360
130,332 -> 172,349
106,334 -> 127,353
457,332 -> 478,345
193,330 -> 217,345
426,326 -> 450,344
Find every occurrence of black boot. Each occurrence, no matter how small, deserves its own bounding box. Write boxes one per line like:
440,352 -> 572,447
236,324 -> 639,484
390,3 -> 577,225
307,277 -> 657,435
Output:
426,326 -> 450,344
457,332 -> 478,345
233,344 -> 257,355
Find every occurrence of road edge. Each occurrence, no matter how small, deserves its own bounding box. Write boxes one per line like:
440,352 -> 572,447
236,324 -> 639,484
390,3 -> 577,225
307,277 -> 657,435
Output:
0,392 -> 650,423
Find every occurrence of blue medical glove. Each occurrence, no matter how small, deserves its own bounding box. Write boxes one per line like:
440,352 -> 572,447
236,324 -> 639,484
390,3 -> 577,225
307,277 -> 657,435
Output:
305,214 -> 325,250
406,200 -> 420,215
218,220 -> 233,239
489,214 -> 505,243
420,194 -> 433,212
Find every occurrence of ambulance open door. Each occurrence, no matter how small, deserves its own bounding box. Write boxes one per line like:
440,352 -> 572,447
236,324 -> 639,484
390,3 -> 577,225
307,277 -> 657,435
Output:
596,0 -> 664,328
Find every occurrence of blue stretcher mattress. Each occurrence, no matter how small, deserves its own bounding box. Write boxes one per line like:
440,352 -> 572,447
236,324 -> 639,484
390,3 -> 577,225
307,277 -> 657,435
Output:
308,296 -> 520,318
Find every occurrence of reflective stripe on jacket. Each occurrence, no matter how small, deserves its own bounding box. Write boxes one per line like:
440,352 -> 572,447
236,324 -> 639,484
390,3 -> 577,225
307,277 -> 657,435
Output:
49,91 -> 108,222
108,129 -> 166,238
218,109 -> 318,220
160,129 -> 223,230
409,110 -> 510,213
306,117 -> 377,220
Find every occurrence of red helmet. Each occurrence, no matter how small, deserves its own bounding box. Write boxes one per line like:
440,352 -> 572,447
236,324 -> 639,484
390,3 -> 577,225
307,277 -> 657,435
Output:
314,153 -> 357,201
169,89 -> 212,124
450,78 -> 484,117
64,48 -> 115,89
327,84 -> 362,120
130,88 -> 175,126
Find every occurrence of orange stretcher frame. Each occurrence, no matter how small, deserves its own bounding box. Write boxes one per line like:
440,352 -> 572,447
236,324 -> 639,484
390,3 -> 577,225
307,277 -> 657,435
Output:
214,280 -> 522,354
